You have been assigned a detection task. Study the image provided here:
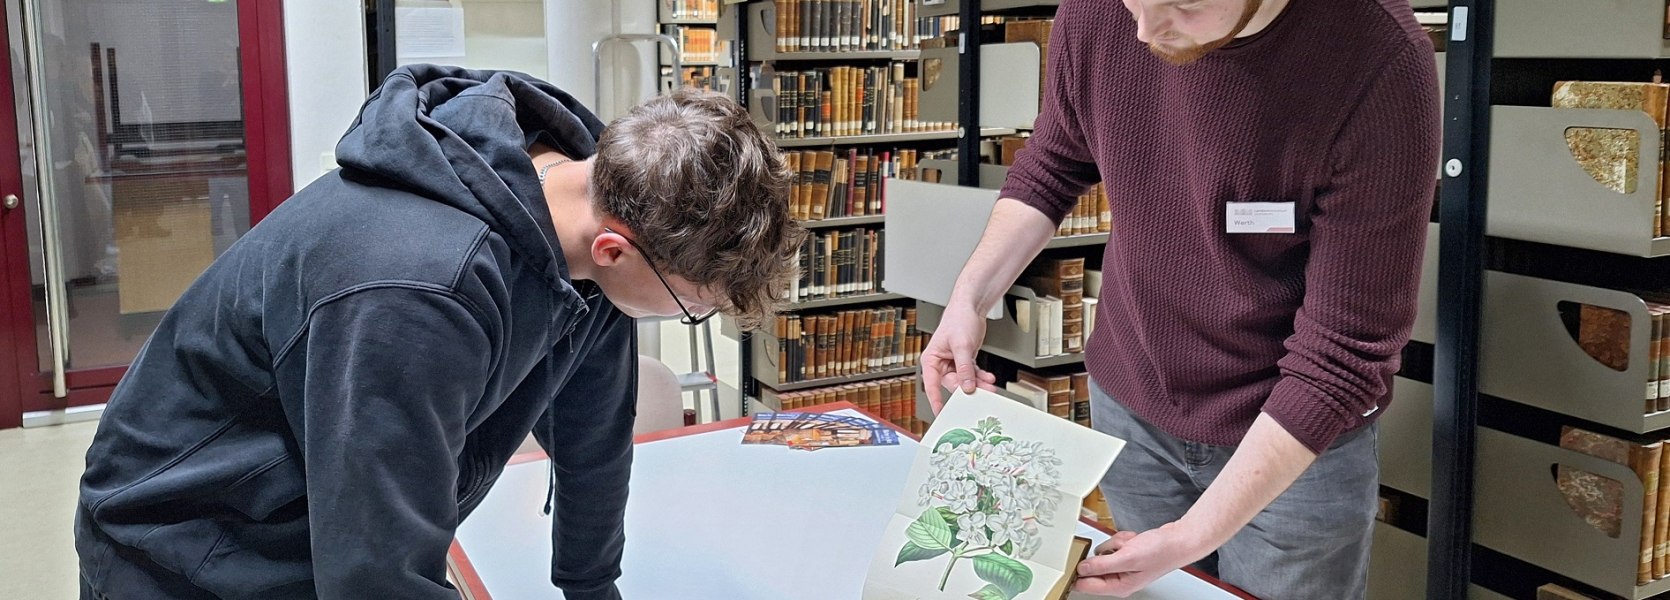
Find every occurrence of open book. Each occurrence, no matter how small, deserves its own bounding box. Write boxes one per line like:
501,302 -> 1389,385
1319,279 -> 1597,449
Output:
862,389 -> 1126,600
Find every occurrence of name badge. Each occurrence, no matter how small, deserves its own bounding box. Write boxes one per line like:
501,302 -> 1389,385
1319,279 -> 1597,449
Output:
1226,202 -> 1296,234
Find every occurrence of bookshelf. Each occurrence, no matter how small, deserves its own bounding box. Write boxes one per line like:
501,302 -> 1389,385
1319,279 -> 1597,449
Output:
769,50 -> 923,61
801,214 -> 886,229
1043,233 -> 1108,249
1426,1 -> 1670,598
750,363 -> 917,392
658,0 -> 732,94
728,0 -> 964,434
873,3 -> 1103,430
787,291 -> 906,310
774,131 -> 958,148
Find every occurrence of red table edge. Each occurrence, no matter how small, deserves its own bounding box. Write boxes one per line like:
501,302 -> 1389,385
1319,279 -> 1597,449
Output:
449,401 -> 1257,600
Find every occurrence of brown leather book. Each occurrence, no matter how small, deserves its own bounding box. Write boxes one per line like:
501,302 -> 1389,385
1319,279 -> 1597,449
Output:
1551,79 -> 1670,238
1001,136 -> 1027,166
1070,372 -> 1091,424
776,314 -> 789,383
1557,426 -> 1662,584
785,152 -> 803,220
1575,303 -> 1632,385
1658,384 -> 1670,578
811,151 -> 835,221
1536,583 -> 1599,600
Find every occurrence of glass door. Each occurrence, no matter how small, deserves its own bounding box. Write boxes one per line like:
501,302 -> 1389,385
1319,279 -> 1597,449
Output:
0,0 -> 291,428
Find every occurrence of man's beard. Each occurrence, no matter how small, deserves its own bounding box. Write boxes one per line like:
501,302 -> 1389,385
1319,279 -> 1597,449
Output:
1149,0 -> 1264,66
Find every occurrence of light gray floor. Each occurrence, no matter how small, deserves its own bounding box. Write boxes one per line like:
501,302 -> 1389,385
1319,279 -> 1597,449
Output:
0,419 -> 97,599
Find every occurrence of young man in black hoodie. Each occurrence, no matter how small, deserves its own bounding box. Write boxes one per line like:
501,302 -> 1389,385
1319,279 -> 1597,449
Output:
73,65 -> 802,600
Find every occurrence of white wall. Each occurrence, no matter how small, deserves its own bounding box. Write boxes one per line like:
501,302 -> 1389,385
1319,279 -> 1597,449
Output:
283,0 -> 368,190
282,0 -> 664,190
545,0 -> 659,121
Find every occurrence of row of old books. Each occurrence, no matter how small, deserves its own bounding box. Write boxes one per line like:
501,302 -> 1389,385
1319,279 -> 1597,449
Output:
1556,425 -> 1670,585
671,66 -> 722,92
663,0 -> 720,21
1055,183 -> 1112,237
769,63 -> 952,138
673,26 -> 725,64
791,227 -> 885,303
1551,76 -> 1670,238
995,137 -> 1113,236
764,375 -> 926,435
916,16 -> 959,46
770,305 -> 925,384
771,0 -> 921,53
786,148 -> 928,221
1009,260 -> 1097,358
1571,295 -> 1670,416
1004,369 -> 1092,428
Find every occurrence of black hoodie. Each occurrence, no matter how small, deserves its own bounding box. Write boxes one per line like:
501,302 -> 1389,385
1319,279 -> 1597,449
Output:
74,65 -> 633,600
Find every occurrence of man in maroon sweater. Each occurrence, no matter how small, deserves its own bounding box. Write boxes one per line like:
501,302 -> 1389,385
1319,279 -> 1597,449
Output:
922,0 -> 1439,597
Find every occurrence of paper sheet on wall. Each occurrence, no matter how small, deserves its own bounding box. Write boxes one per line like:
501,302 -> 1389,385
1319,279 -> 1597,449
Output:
396,5 -> 467,59
862,389 -> 1125,600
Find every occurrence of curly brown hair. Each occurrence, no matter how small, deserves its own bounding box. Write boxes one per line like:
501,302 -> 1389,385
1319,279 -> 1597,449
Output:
590,88 -> 805,330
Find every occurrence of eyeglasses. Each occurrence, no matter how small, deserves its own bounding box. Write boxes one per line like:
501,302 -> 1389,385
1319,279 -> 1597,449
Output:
604,227 -> 720,325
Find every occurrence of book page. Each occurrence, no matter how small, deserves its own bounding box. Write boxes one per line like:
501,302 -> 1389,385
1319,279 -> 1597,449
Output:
862,389 -> 1125,600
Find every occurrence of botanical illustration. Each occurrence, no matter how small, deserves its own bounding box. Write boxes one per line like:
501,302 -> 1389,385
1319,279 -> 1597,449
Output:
893,417 -> 1064,600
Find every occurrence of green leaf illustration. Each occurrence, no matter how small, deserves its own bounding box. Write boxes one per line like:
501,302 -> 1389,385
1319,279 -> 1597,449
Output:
973,553 -> 1034,598
988,435 -> 1012,445
895,541 -> 948,567
967,584 -> 1010,600
906,508 -> 955,550
1000,541 -> 1014,555
938,428 -> 977,449
935,507 -> 962,539
936,506 -> 961,524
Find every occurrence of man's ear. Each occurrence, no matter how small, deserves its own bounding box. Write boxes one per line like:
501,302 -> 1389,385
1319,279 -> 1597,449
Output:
591,230 -> 630,267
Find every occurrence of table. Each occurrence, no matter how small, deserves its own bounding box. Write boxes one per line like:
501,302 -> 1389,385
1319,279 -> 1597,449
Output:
447,402 -> 1255,600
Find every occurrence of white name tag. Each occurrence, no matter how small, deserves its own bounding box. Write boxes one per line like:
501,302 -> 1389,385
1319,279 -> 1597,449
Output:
1226,202 -> 1297,234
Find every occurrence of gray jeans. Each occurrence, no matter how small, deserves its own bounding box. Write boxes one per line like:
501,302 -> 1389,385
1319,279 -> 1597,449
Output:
1091,381 -> 1378,600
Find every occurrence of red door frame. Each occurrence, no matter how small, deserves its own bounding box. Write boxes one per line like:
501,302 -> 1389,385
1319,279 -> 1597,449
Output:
0,0 -> 293,428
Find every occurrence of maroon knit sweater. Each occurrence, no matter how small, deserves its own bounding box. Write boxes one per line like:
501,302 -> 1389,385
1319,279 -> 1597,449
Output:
1001,0 -> 1440,453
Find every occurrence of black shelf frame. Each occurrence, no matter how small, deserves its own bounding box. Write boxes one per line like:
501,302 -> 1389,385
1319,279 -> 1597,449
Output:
956,0 -> 982,187
1430,2 -> 1491,599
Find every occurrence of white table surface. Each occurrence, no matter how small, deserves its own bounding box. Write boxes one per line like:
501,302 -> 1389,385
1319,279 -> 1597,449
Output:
449,406 -> 1251,600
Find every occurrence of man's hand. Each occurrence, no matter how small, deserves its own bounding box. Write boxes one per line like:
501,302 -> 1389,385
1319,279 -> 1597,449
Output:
1073,523 -> 1215,597
919,302 -> 997,413
1075,413 -> 1320,596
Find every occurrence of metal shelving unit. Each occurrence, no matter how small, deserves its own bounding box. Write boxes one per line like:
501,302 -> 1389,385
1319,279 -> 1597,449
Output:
731,1 -> 955,421
753,366 -> 918,393
767,50 -> 923,61
801,214 -> 886,229
774,130 -> 961,148
786,292 -> 907,310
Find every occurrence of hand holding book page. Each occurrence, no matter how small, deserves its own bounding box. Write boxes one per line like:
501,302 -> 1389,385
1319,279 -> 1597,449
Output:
863,389 -> 1125,600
